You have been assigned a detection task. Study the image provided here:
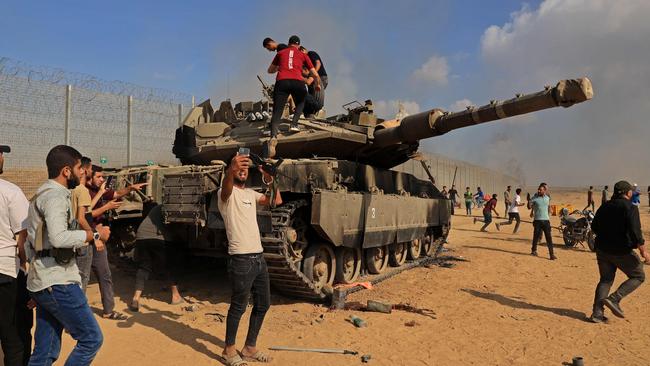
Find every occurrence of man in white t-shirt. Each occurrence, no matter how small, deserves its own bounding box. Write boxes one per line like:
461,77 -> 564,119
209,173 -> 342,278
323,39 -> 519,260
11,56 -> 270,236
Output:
496,188 -> 525,234
218,153 -> 282,366
0,145 -> 33,366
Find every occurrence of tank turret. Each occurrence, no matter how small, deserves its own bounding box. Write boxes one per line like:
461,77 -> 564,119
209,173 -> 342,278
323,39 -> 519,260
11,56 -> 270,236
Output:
174,78 -> 592,169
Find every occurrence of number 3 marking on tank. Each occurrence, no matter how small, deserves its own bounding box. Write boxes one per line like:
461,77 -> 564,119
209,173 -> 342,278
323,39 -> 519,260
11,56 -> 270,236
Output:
371,207 -> 376,219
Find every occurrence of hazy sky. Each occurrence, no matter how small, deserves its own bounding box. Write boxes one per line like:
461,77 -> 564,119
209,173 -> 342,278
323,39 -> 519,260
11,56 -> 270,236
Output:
2,0 -> 648,187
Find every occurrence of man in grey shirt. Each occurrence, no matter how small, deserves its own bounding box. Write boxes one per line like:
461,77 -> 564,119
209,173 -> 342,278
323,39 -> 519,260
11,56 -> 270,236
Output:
25,145 -> 110,365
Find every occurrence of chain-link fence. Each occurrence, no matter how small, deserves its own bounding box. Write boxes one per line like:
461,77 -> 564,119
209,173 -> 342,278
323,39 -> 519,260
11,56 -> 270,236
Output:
0,57 -> 194,169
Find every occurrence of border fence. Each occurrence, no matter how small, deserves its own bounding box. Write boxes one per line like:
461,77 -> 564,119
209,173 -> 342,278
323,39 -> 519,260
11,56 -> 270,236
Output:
0,57 -> 194,169
1,56 -> 520,197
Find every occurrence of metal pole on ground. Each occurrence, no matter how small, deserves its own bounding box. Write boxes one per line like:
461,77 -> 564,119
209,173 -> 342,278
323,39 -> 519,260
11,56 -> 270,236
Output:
178,103 -> 183,127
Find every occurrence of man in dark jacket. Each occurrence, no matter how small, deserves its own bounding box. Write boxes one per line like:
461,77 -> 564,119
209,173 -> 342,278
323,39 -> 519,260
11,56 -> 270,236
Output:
589,180 -> 649,323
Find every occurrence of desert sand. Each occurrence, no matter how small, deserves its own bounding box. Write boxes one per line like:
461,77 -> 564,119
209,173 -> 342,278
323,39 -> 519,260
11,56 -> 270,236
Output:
52,189 -> 650,365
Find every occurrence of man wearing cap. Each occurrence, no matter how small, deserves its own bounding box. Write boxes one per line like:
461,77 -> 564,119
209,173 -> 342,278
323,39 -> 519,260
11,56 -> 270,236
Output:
589,180 -> 648,323
265,35 -> 321,158
0,145 -> 33,366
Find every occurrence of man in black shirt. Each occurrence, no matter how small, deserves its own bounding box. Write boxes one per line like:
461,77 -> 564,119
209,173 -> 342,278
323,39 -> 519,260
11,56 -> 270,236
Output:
589,180 -> 649,323
299,46 -> 328,109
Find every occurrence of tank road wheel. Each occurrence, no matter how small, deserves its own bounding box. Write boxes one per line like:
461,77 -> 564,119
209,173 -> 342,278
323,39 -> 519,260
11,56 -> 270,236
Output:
389,242 -> 408,267
365,246 -> 389,274
302,243 -> 336,289
335,247 -> 362,284
288,213 -> 309,263
421,235 -> 435,257
407,238 -> 422,260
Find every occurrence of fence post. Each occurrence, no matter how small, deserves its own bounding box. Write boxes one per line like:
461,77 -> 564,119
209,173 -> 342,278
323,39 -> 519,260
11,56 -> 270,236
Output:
178,103 -> 183,127
191,95 -> 195,107
64,85 -> 71,145
127,95 -> 133,166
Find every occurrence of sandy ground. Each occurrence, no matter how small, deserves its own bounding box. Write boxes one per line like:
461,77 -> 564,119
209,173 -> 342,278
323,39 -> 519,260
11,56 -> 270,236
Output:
48,189 -> 650,365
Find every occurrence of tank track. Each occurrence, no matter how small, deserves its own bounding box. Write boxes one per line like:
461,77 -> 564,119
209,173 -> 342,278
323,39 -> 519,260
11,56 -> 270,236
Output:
261,199 -> 450,301
261,200 -> 327,301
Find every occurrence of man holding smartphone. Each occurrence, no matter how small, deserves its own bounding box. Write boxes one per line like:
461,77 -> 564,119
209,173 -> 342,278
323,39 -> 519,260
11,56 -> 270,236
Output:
218,149 -> 282,365
86,165 -> 146,320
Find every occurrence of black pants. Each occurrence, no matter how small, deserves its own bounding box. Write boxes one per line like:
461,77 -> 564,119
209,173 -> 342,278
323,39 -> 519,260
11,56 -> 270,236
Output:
134,239 -> 180,292
593,250 -> 645,313
499,213 -> 521,232
225,253 -> 270,347
0,271 -> 33,366
531,220 -> 554,256
270,79 -> 307,137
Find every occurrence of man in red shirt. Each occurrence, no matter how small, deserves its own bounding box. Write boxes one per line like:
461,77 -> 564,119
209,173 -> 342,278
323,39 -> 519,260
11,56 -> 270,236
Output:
474,194 -> 500,232
266,35 -> 321,158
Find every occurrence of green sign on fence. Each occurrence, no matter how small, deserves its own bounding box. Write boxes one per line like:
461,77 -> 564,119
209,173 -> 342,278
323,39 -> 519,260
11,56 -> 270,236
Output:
99,156 -> 108,164
146,160 -> 154,166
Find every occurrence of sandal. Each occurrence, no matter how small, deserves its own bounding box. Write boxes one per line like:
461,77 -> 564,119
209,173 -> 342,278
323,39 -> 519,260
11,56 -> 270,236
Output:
103,311 -> 128,320
223,354 -> 248,366
241,351 -> 272,363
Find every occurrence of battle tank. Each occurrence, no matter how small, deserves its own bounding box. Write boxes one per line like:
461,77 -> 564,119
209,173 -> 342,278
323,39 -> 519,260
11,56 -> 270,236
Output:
130,77 -> 593,301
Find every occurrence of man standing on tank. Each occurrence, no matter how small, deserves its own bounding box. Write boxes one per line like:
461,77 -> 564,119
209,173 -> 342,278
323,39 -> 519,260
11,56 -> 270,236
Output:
265,35 -> 321,158
262,37 -> 287,52
218,153 -> 282,366
299,45 -> 328,108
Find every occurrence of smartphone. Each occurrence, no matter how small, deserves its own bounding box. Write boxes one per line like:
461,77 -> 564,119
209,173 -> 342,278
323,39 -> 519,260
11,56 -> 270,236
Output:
238,147 -> 250,156
105,176 -> 115,189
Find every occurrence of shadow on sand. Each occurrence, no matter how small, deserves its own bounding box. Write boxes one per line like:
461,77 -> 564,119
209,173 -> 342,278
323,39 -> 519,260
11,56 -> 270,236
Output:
461,288 -> 586,321
115,304 -> 227,364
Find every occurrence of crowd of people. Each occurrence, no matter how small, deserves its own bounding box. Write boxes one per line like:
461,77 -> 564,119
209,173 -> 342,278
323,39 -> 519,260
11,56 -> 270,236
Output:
464,180 -> 648,323
0,143 -> 283,366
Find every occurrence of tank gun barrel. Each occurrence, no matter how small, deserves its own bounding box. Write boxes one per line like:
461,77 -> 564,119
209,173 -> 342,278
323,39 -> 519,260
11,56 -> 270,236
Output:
372,77 -> 593,147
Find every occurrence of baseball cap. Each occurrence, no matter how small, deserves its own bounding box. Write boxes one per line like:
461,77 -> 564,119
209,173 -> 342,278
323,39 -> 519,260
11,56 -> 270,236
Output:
288,35 -> 301,45
614,180 -> 633,195
0,145 -> 10,153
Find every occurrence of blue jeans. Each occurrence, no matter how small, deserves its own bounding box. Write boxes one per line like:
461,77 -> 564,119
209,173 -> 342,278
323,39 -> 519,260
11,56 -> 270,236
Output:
28,284 -> 103,366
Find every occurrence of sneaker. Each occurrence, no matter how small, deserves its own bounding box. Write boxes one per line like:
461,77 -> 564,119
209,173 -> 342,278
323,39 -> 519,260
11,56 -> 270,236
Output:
530,251 -> 538,256
602,298 -> 625,318
289,124 -> 300,132
587,313 -> 608,323
262,129 -> 271,137
495,223 -> 501,231
550,254 -> 558,260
